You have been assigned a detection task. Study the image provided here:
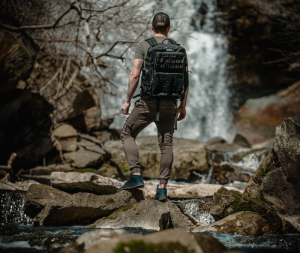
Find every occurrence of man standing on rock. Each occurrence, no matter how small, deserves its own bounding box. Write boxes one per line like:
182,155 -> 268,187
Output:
118,12 -> 189,200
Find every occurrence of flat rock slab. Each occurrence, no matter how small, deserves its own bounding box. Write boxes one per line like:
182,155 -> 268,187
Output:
143,181 -> 242,199
85,229 -> 205,253
192,211 -> 270,236
104,136 -> 208,180
51,172 -> 123,194
14,180 -> 40,191
24,184 -> 142,226
90,199 -> 196,232
0,180 -> 23,191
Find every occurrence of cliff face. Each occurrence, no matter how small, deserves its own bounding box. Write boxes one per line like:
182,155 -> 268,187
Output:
0,31 -> 107,170
217,0 -> 300,103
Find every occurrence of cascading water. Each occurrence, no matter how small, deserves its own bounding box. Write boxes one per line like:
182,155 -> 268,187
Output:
109,0 -> 236,143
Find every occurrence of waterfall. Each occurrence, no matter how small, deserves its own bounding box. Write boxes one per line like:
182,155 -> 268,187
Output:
107,0 -> 236,143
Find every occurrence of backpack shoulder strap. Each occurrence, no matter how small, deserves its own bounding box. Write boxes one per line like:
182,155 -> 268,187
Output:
162,38 -> 180,46
145,37 -> 158,47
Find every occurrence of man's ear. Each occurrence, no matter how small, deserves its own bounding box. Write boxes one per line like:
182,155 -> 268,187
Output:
167,26 -> 171,34
151,24 -> 155,32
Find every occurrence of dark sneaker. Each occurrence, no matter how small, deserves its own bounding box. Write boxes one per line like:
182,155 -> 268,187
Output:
117,174 -> 144,192
154,185 -> 167,201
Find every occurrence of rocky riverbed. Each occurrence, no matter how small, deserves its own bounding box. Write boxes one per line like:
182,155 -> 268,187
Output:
1,116 -> 300,253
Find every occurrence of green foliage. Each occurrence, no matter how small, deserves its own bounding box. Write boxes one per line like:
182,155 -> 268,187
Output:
114,241 -> 194,253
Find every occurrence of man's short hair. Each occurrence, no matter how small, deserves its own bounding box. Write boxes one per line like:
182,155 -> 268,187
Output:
152,12 -> 170,33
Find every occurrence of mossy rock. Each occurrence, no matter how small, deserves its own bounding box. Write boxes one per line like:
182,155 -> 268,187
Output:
114,241 -> 193,253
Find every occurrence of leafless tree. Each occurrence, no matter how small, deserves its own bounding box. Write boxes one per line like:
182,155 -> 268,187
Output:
0,0 -> 155,116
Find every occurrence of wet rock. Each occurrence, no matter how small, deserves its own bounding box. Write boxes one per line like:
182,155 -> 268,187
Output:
90,199 -> 195,232
89,199 -> 173,231
50,172 -> 123,194
14,180 -> 39,191
233,133 -> 251,148
84,229 -> 222,253
63,146 -> 109,168
52,123 -> 77,152
104,136 -> 207,180
59,229 -> 127,253
29,164 -> 73,175
206,134 -> 251,153
193,234 -> 226,253
142,181 -> 242,199
0,180 -> 23,191
24,184 -> 142,226
192,211 -> 270,236
211,163 -> 251,184
244,116 -> 300,232
210,187 -> 281,234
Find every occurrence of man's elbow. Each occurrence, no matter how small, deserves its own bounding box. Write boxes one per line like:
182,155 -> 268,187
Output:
130,73 -> 140,80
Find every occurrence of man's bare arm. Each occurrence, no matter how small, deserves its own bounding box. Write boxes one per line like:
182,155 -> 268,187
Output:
122,59 -> 144,115
177,65 -> 189,121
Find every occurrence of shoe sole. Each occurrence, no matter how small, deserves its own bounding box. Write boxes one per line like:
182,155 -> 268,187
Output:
117,183 -> 144,192
156,197 -> 168,201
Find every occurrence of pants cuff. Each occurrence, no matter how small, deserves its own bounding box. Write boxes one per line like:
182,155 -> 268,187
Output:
160,179 -> 168,185
131,167 -> 140,174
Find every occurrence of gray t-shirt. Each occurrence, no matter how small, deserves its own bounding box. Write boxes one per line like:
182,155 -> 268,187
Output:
135,36 -> 170,60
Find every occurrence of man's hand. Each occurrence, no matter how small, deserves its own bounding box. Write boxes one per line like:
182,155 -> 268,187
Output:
122,101 -> 131,115
177,105 -> 186,121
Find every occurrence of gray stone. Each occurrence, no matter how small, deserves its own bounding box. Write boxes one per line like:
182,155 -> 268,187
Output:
52,123 -> 78,152
59,229 -> 127,253
0,180 -> 23,191
90,199 -> 196,232
142,181 -> 242,199
24,184 -> 142,226
50,172 -> 123,194
85,229 -> 205,253
244,116 -> 300,233
63,147 -> 109,168
29,164 -> 73,175
14,180 -> 39,191
89,199 -> 173,231
192,211 -> 270,236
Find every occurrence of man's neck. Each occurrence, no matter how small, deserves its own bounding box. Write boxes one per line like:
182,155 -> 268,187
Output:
154,33 -> 167,37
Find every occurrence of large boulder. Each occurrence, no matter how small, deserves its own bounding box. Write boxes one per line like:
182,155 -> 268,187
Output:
209,187 -> 280,234
14,180 -> 40,191
81,229 -> 225,253
192,211 -> 270,236
244,116 -> 300,232
50,172 -> 123,194
104,136 -> 208,180
90,199 -> 196,232
206,134 -> 251,153
211,163 -> 251,184
51,123 -> 77,152
24,184 -> 142,226
29,164 -> 73,175
63,146 -> 109,168
59,229 -> 128,253
0,180 -> 23,191
143,181 -> 242,199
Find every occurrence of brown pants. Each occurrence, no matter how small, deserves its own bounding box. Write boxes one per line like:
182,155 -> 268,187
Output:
120,97 -> 176,184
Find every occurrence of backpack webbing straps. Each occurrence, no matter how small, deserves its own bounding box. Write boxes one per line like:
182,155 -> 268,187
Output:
145,37 -> 158,47
156,99 -> 160,121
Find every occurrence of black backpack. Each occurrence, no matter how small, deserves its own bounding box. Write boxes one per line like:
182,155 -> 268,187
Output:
134,37 -> 188,129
